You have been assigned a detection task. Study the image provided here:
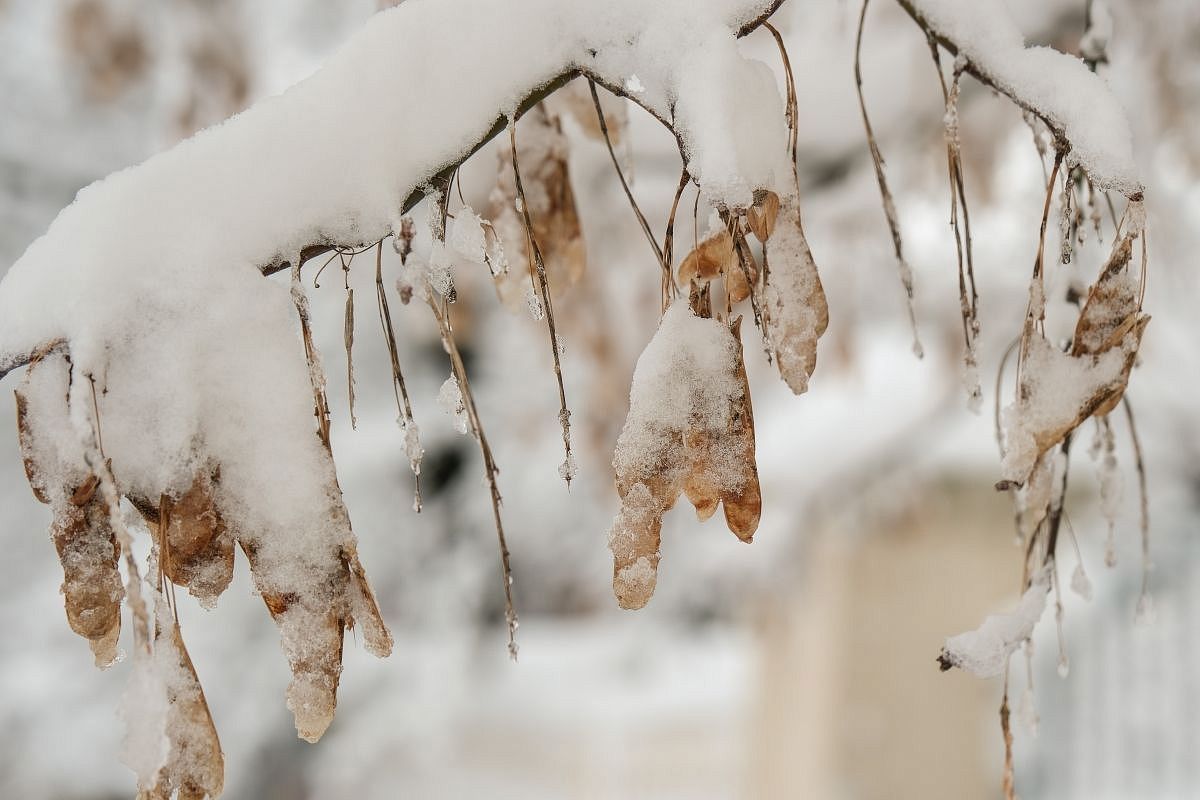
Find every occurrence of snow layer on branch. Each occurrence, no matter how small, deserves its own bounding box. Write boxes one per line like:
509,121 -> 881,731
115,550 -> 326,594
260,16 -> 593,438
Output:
0,0 -> 789,512
0,0 -> 787,364
909,0 -> 1142,196
940,572 -> 1049,678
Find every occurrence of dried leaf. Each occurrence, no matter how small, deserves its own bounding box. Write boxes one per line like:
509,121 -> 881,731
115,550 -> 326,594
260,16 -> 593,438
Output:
681,317 -> 760,541
241,536 -> 346,743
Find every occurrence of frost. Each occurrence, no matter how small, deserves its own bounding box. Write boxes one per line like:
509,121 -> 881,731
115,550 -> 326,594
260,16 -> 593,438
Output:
525,285 -> 545,320
428,241 -> 456,298
624,74 -> 646,94
939,572 -> 1049,678
401,418 -> 424,466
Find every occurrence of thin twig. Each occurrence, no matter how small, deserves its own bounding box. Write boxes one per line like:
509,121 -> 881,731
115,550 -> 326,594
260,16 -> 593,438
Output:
508,120 -> 574,487
587,80 -> 667,283
291,260 -> 332,448
374,242 -> 423,511
426,295 -> 519,660
855,0 -> 923,357
1122,397 -> 1151,602
661,166 -> 691,312
343,254 -> 357,430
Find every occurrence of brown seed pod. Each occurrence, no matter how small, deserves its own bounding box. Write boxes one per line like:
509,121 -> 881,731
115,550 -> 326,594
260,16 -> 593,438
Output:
149,619 -> 225,800
747,190 -> 780,242
17,362 -> 124,668
134,471 -> 234,607
239,537 -> 347,743
764,192 -> 829,394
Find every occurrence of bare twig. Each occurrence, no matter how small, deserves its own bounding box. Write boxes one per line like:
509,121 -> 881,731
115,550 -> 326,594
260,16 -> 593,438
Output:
587,80 -> 668,287
508,120 -> 574,487
374,242 -> 423,511
426,295 -> 519,660
1123,397 -> 1151,604
855,0 -> 923,358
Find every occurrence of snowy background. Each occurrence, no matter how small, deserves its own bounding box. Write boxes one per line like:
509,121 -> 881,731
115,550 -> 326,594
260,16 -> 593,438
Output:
1,0 -> 1198,797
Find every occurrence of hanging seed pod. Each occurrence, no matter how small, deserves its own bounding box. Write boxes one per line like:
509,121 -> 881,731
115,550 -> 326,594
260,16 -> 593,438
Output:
1001,234 -> 1149,485
133,471 -> 234,608
239,537 -> 346,744
678,226 -> 756,305
17,358 -> 123,667
719,317 -> 761,541
149,617 -> 224,800
609,304 -> 759,609
764,192 -> 829,394
681,317 -> 760,541
747,190 -> 780,242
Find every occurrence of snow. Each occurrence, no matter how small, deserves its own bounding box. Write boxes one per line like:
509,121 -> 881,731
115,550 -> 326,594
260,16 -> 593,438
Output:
909,0 -> 1142,196
1000,329 -> 1140,484
611,303 -> 742,491
941,571 -> 1050,678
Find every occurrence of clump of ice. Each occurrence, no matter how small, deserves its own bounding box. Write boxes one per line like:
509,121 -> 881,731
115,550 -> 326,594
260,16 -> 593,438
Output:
437,375 -> 470,435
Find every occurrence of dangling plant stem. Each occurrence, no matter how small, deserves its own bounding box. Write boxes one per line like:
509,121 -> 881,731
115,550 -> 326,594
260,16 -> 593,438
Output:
342,253 -> 358,430
661,166 -> 691,313
374,241 -> 423,511
1123,397 -> 1151,611
930,43 -> 981,407
587,80 -> 670,301
855,0 -> 923,358
1017,151 -> 1064,381
426,295 -> 519,660
509,120 -> 574,487
290,260 -> 332,449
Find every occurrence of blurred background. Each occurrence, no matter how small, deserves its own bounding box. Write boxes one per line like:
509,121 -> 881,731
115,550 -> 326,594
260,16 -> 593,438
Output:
1,0 -> 1198,797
